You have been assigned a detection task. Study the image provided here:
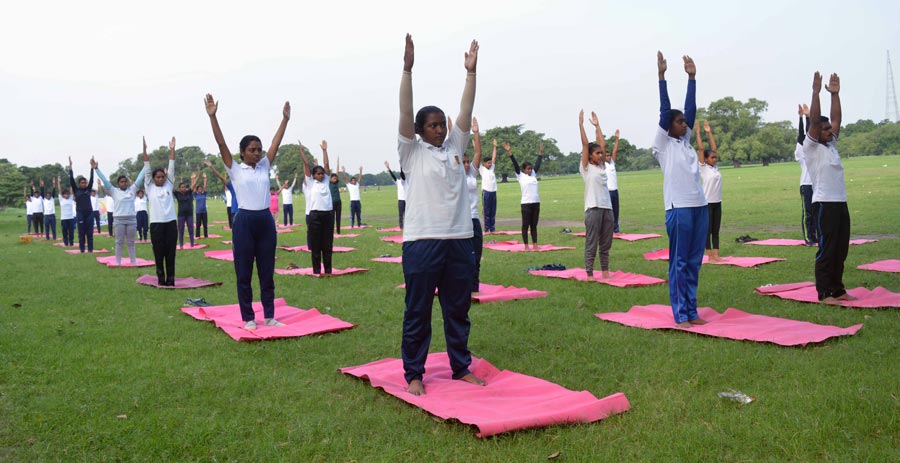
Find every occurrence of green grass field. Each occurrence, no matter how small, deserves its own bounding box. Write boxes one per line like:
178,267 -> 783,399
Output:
1,156 -> 898,462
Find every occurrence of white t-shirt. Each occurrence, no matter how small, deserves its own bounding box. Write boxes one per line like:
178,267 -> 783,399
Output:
650,126 -> 707,210
466,167 -> 479,219
699,163 -> 722,203
605,160 -> 619,191
580,162 -> 612,210
281,178 -> 296,205
90,195 -> 99,212
26,197 -> 34,215
59,195 -> 75,220
398,125 -> 473,242
396,179 -> 408,201
516,171 -> 540,204
226,157 -> 272,211
145,160 -> 177,223
135,196 -> 147,213
479,164 -> 497,192
225,189 -> 233,207
794,143 -> 812,186
42,197 -> 56,215
104,196 -> 115,216
304,176 -> 333,212
32,195 -> 44,213
802,135 -> 846,202
346,183 -> 361,201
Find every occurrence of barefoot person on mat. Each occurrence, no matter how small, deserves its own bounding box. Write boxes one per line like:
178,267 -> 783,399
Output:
146,137 -> 178,285
579,110 -> 614,281
398,34 -> 486,395
695,120 -> 723,263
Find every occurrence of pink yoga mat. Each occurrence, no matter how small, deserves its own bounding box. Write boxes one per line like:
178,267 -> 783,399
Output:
755,282 -> 900,308
596,304 -> 862,346
371,256 -> 403,264
380,235 -> 404,243
197,234 -> 223,239
181,297 -> 355,341
395,283 -> 547,303
377,226 -> 402,232
340,352 -> 630,438
136,240 -> 151,244
222,240 -> 232,245
745,238 -> 878,246
276,228 -> 296,234
484,240 -> 576,252
279,245 -> 356,253
204,249 -> 234,261
213,220 -> 228,224
334,233 -> 360,238
484,230 -> 521,235
857,259 -> 900,273
275,267 -> 368,277
136,274 -> 222,289
65,248 -> 109,254
178,243 -> 209,250
347,225 -> 372,229
530,269 -> 666,287
96,256 -> 155,267
572,232 -> 662,241
53,242 -> 77,248
642,249 -> 784,267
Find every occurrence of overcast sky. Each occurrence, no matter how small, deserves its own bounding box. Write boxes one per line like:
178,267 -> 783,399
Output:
2,0 -> 897,174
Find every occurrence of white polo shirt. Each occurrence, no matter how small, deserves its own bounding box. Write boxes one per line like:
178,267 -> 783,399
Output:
802,135 -> 846,202
104,196 -> 115,216
226,157 -> 272,211
346,183 -> 361,201
26,197 -> 34,215
59,195 -> 75,220
281,178 -> 295,205
135,195 -> 147,213
145,160 -> 177,223
32,196 -> 44,213
466,167 -> 479,219
398,125 -> 473,241
699,163 -> 722,203
396,179 -> 408,201
651,126 -> 707,210
304,176 -> 333,212
91,195 -> 99,212
479,164 -> 497,192
42,197 -> 56,215
794,143 -> 812,186
605,160 -> 619,191
515,171 -> 540,204
580,162 -> 612,210
225,189 -> 233,207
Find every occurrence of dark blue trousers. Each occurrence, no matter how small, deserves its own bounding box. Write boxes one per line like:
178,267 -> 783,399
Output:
76,210 -> 95,253
610,189 -> 620,232
800,185 -> 818,245
136,211 -> 149,240
401,239 -> 475,384
44,214 -> 56,240
61,219 -> 75,246
283,204 -> 294,226
471,219 -> 483,292
482,191 -> 496,232
233,209 -> 277,322
665,206 -> 708,323
27,214 -> 32,234
350,200 -> 361,227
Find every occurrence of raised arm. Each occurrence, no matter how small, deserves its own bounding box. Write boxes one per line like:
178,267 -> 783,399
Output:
340,166 -> 348,184
399,34 -> 415,139
657,51 -> 671,130
683,55 -> 697,130
827,73 -> 841,138
203,160 -> 228,185
89,157 -> 102,192
694,124 -> 705,160
384,161 -> 398,182
589,111 -> 607,153
797,105 -> 806,145
69,157 -> 77,190
533,143 -> 544,173
703,120 -> 717,152
167,138 -> 176,183
611,130 -> 620,161
321,140 -> 330,174
300,143 -> 311,178
290,173 -> 297,190
95,165 -> 113,191
471,117 -> 483,168
205,94 -> 234,169
504,142 -> 520,175
491,138 -> 497,167
202,172 -> 208,191
267,102 -> 291,165
579,110 -> 590,169
455,40 -> 479,132
189,172 -> 199,191
808,72 -> 823,141
358,166 -> 363,184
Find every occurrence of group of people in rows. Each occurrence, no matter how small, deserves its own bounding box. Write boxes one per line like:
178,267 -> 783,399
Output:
22,38 -> 854,395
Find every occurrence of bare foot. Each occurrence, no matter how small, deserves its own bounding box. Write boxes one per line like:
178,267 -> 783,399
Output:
585,274 -> 594,281
601,271 -> 610,279
676,321 -> 693,328
407,379 -> 425,396
458,373 -> 487,387
532,244 -> 539,251
689,318 -> 708,325
837,293 -> 858,301
470,291 -> 481,298
822,297 -> 842,305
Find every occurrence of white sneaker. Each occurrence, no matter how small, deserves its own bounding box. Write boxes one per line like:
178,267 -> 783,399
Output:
264,318 -> 284,327
244,320 -> 257,330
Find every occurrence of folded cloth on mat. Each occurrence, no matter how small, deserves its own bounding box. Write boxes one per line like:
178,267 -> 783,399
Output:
177,243 -> 209,250
334,233 -> 360,238
279,245 -> 356,253
96,256 -> 155,267
221,240 -> 232,245
196,234 -> 223,239
339,352 -> 630,438
66,248 -> 109,254
530,268 -> 666,287
380,235 -> 404,243
754,282 -> 900,308
395,283 -> 548,303
857,259 -> 900,273
274,267 -> 368,277
596,304 -> 862,346
484,240 -> 576,252
371,256 -> 403,264
484,230 -> 520,235
572,232 -> 662,241
745,238 -> 877,246
181,297 -> 355,341
642,249 -> 784,267
136,274 -> 222,289
204,249 -> 234,261
377,226 -> 402,232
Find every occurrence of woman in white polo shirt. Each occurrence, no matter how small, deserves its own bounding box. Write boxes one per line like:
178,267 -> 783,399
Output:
651,51 -> 708,328
56,177 -> 76,246
606,129 -> 621,233
145,137 -> 178,285
478,137 -> 498,233
579,110 -> 614,280
301,144 -> 334,274
205,93 -> 291,330
695,120 -> 723,263
397,34 -> 486,396
344,166 -> 363,227
504,141 -> 544,251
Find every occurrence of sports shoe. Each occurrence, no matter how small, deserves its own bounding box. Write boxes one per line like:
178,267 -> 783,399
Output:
244,320 -> 257,330
264,318 -> 285,327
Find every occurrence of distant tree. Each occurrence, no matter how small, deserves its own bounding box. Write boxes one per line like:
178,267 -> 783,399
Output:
0,159 -> 29,207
